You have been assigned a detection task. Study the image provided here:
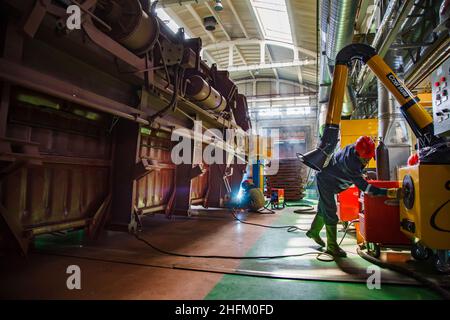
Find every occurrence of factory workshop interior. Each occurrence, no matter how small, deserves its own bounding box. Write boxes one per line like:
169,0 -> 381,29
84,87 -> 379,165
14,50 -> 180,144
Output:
1,0 -> 450,305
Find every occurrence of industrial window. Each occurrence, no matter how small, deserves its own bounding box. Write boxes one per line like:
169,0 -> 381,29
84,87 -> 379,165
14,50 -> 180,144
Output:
249,0 -> 293,44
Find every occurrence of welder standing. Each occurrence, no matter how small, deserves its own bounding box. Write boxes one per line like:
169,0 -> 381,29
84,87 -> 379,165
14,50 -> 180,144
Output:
306,136 -> 400,257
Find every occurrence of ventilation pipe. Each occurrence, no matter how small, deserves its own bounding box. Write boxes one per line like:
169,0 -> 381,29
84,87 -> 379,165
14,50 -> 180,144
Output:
318,0 -> 359,130
326,0 -> 359,117
376,51 -> 395,180
376,78 -> 393,180
317,0 -> 331,132
299,43 -> 443,171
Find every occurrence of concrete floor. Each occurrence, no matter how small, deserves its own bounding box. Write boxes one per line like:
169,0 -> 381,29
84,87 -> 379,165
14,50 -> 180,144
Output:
0,207 -> 446,300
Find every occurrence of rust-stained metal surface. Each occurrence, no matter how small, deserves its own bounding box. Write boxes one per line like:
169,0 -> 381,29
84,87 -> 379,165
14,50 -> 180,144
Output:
1,89 -> 112,246
0,0 -> 250,254
136,134 -> 174,213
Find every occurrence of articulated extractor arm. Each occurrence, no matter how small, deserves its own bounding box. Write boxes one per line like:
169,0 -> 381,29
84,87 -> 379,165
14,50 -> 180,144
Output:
299,43 -> 445,172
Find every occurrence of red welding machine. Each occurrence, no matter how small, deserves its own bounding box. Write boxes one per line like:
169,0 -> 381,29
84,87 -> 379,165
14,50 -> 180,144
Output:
270,188 -> 285,209
359,180 -> 411,257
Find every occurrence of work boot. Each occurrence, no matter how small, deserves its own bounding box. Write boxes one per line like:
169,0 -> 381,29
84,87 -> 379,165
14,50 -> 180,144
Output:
325,224 -> 347,258
306,215 -> 325,247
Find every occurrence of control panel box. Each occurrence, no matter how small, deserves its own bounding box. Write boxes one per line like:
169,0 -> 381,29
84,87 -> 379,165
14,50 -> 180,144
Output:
432,56 -> 450,136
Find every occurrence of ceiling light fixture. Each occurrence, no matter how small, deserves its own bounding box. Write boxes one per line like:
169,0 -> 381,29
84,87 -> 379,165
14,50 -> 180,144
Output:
203,16 -> 217,31
214,0 -> 224,11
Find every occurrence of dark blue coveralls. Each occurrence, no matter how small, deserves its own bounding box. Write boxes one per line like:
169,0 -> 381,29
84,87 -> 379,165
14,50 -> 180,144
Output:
316,143 -> 384,225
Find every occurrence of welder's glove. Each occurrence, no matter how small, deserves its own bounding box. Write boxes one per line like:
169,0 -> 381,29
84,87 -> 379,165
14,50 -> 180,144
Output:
368,187 -> 399,198
386,188 -> 399,199
388,187 -> 403,200
366,186 -> 387,197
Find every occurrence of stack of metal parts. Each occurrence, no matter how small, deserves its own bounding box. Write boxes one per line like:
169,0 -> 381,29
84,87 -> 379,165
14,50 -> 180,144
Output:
265,159 -> 307,201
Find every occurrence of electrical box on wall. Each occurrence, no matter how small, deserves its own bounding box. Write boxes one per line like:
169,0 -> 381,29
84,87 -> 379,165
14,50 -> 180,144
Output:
432,56 -> 450,136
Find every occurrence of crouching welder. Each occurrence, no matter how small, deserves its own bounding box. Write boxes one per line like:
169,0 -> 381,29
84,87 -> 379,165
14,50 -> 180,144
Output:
238,180 -> 266,212
306,136 -> 400,258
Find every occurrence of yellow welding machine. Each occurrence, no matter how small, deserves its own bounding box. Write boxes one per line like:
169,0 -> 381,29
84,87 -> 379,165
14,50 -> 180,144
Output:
399,164 -> 450,250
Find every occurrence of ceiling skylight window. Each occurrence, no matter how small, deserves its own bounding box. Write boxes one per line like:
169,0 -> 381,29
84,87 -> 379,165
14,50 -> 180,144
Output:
250,0 -> 293,43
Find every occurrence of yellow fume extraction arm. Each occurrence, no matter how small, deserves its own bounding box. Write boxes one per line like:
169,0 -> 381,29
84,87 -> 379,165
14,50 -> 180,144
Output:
299,43 -> 448,171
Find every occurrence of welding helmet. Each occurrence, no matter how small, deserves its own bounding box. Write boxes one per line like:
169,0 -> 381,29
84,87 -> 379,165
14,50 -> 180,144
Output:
407,153 -> 419,166
355,136 -> 376,159
241,179 -> 251,190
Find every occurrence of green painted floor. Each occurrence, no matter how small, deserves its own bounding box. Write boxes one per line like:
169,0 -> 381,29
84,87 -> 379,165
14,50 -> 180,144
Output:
205,205 -> 440,300
29,193 -> 443,300
206,275 -> 437,300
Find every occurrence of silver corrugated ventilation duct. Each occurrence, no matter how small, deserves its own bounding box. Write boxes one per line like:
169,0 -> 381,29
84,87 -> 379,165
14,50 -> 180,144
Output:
318,0 -> 359,128
376,78 -> 394,180
318,0 -> 331,132
327,0 -> 359,117
318,0 -> 331,105
326,0 -> 359,65
377,82 -> 395,141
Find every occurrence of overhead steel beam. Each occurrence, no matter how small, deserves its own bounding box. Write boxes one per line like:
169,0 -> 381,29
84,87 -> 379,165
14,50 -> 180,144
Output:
227,60 -> 314,72
246,0 -> 308,80
244,0 -> 278,79
263,43 -> 279,79
204,2 -> 230,40
228,44 -> 234,67
204,39 -> 315,58
186,4 -> 215,43
204,1 -> 254,79
164,7 -> 218,65
226,0 -> 249,38
235,78 -> 308,87
285,0 -> 307,92
234,77 -> 316,92
157,0 -> 207,8
226,0 -> 277,79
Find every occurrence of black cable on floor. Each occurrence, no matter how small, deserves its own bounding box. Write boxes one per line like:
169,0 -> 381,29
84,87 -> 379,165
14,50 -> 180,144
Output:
357,248 -> 450,300
134,233 -> 333,260
293,204 -> 315,214
339,219 -> 358,246
338,220 -> 360,257
133,207 -> 357,263
231,209 -> 309,233
257,207 -> 276,214
230,209 -> 358,261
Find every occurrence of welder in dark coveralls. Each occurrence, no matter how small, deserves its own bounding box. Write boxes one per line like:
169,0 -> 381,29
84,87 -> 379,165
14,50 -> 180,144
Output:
240,180 -> 266,212
306,136 -> 400,257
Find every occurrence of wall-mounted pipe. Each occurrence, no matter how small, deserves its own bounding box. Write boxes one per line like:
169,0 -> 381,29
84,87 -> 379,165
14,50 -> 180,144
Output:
93,0 -> 159,55
377,82 -> 395,139
376,76 -> 394,181
186,76 -> 227,113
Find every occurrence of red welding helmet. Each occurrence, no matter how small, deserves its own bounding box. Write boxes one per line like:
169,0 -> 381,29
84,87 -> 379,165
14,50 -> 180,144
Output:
355,136 -> 376,159
407,153 -> 419,166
